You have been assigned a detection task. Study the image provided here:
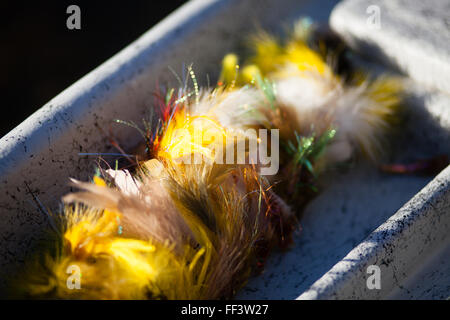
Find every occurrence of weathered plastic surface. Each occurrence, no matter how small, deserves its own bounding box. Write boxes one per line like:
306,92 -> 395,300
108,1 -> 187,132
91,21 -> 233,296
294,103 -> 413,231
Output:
330,0 -> 450,94
0,0 -> 448,299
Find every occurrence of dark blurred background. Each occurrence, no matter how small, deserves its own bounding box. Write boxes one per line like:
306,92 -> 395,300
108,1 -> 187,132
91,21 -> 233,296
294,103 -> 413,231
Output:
0,1 -> 187,138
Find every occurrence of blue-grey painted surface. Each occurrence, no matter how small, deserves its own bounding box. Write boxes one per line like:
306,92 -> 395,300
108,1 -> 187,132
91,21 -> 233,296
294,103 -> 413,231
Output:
0,0 -> 448,299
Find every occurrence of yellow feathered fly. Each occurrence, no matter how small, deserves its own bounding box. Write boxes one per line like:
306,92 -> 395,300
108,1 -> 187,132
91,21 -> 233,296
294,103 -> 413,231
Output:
219,18 -> 403,165
15,76 -> 294,300
216,18 -> 403,205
